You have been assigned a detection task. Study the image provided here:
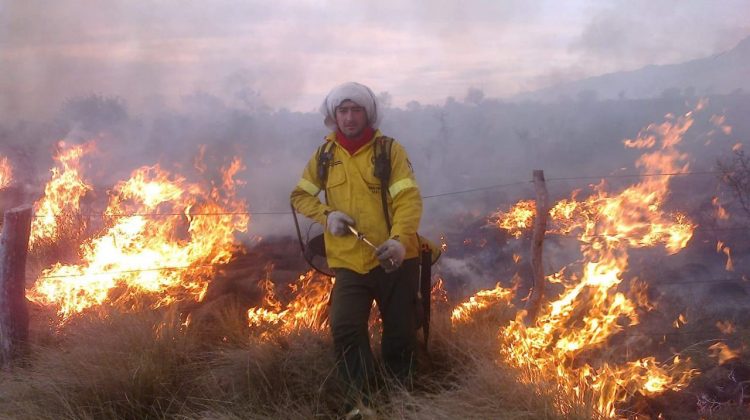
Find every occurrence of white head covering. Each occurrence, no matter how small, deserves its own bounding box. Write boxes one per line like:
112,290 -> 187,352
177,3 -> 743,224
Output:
320,82 -> 381,131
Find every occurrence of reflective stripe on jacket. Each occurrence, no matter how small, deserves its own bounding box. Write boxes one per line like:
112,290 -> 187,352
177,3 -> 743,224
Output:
290,130 -> 422,274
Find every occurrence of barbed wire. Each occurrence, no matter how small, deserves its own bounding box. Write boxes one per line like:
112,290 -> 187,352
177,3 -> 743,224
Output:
23,169 -> 728,219
18,167 -> 747,283
545,170 -> 723,183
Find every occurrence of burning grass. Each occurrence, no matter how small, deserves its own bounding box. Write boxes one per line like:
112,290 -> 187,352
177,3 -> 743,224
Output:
5,269 -> 747,419
0,155 -> 12,190
0,295 -> 571,420
5,102 -> 750,418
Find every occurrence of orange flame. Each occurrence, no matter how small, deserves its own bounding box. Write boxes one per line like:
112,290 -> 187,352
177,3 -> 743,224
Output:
29,142 -> 94,247
492,200 -> 535,238
492,107 -> 701,416
708,342 -> 740,365
247,270 -> 333,336
716,242 -> 734,272
451,283 -> 513,324
28,154 -> 249,320
431,277 -> 449,307
439,235 -> 448,252
715,321 -> 736,335
673,313 -> 687,329
711,197 -> 729,220
0,155 -> 12,189
709,114 -> 732,135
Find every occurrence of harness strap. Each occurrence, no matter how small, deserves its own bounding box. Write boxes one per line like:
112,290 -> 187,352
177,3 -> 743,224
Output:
316,141 -> 335,204
373,137 -> 394,233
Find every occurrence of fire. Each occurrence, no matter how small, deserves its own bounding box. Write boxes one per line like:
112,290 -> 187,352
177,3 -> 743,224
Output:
716,241 -> 734,272
431,277 -> 449,307
708,342 -> 740,365
29,142 -> 95,247
27,153 -> 249,320
709,114 -> 732,135
247,270 -> 333,336
492,199 -> 535,238
711,197 -> 729,220
0,155 -> 12,189
715,321 -> 736,335
486,107 -> 703,416
673,313 -> 687,329
451,283 -> 513,324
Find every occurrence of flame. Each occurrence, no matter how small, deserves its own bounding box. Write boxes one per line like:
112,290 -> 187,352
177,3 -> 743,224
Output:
0,155 -> 12,189
716,242 -> 734,272
451,283 -> 513,324
673,313 -> 687,329
247,270 -> 333,336
732,142 -> 742,152
709,114 -> 732,135
708,342 -> 740,365
492,199 -> 535,238
490,107 -> 701,416
439,235 -> 448,252
715,321 -> 736,335
27,154 -> 249,320
29,142 -> 94,247
431,277 -> 449,307
711,197 -> 729,220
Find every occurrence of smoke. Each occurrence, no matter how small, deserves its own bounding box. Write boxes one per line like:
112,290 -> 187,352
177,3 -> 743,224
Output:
3,1 -> 746,121
1,1 -> 749,299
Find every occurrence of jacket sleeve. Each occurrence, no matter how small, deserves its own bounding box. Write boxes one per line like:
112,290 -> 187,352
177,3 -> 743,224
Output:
290,149 -> 334,226
388,142 -> 422,240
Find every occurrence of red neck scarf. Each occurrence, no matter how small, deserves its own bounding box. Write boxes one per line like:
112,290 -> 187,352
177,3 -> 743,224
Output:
336,127 -> 375,155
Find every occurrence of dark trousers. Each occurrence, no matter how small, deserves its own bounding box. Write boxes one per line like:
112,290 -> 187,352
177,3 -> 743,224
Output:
330,258 -> 420,401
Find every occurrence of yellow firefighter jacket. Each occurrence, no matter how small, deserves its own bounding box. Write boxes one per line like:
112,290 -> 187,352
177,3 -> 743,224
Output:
290,130 -> 422,274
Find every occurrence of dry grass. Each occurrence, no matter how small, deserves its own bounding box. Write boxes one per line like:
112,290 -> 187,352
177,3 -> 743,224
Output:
0,295 -> 572,420
1,292 -> 747,419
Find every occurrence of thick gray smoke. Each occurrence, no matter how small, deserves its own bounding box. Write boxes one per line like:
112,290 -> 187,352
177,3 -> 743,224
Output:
2,87 -> 749,298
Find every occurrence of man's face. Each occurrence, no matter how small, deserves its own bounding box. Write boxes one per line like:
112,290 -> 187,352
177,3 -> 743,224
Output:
335,100 -> 369,138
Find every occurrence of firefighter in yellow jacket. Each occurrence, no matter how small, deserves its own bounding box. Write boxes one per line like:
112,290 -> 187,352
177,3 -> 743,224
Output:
290,82 -> 422,411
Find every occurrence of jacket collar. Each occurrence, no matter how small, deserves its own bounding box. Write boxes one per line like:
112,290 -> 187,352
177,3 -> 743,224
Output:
325,129 -> 382,156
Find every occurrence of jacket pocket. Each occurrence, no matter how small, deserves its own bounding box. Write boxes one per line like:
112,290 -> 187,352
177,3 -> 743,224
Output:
326,163 -> 346,190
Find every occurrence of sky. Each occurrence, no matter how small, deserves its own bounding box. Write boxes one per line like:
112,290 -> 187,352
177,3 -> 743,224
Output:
1,0 -> 749,120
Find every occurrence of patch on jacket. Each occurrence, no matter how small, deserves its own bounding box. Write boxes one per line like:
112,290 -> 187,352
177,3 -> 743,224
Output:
366,182 -> 381,194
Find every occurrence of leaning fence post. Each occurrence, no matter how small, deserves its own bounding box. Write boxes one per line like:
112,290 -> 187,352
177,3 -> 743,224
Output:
0,205 -> 32,368
524,170 -> 548,324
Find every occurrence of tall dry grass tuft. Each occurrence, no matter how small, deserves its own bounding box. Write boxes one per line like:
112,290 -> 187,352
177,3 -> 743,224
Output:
386,298 -> 574,420
5,284 -> 741,419
0,307 -> 206,419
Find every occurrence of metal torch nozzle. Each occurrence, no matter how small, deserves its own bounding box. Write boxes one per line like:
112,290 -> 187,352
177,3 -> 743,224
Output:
347,225 -> 396,268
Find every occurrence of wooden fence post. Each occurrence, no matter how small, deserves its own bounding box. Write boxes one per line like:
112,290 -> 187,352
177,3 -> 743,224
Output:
525,170 -> 548,324
0,205 -> 32,368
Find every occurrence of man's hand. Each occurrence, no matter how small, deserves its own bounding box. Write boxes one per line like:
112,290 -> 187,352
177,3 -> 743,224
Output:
375,239 -> 405,273
326,211 -> 354,236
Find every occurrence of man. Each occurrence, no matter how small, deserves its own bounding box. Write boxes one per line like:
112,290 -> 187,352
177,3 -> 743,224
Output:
290,82 -> 423,414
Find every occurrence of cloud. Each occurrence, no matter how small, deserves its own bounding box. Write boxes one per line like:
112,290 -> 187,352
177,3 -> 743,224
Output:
0,0 -> 748,121
570,0 -> 750,68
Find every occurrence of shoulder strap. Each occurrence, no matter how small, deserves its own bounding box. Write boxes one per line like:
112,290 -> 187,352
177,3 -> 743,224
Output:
373,136 -> 394,232
317,136 -> 394,231
316,141 -> 336,188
